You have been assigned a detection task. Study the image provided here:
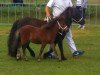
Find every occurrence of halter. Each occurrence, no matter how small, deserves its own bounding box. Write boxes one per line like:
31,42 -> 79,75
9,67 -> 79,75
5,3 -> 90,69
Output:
57,21 -> 67,35
57,21 -> 67,30
72,17 -> 83,23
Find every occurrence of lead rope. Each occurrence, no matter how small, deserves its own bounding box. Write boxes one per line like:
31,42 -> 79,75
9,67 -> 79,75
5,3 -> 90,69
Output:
57,21 -> 67,35
57,21 -> 67,30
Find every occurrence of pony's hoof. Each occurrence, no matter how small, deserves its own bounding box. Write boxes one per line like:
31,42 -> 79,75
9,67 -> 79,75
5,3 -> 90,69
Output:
30,52 -> 35,57
23,57 -> 28,61
16,58 -> 19,61
16,53 -> 21,60
38,59 -> 41,62
58,57 -> 62,62
16,57 -> 20,61
16,56 -> 21,61
24,58 -> 28,61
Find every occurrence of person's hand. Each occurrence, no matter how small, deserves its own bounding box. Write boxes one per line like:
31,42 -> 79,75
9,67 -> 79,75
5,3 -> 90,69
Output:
44,16 -> 52,22
46,16 -> 52,22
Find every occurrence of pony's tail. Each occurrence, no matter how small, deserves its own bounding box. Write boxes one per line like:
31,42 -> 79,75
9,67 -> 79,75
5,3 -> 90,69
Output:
7,20 -> 19,57
11,31 -> 20,57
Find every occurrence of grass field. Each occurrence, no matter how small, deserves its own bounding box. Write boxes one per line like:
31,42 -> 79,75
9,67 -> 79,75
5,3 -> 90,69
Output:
0,25 -> 100,75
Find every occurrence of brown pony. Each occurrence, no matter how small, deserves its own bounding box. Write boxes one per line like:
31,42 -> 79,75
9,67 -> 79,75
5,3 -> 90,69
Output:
14,17 -> 68,61
8,7 -> 85,60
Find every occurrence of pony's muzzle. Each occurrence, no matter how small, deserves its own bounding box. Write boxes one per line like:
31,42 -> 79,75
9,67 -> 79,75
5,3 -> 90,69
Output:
64,28 -> 69,33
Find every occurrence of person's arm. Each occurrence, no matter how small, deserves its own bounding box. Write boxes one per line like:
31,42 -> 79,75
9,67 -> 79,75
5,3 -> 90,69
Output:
44,5 -> 52,22
45,5 -> 51,17
44,0 -> 54,22
45,0 -> 54,17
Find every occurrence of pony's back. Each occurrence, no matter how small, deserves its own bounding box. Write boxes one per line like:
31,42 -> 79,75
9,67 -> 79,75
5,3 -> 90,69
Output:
18,22 -> 59,44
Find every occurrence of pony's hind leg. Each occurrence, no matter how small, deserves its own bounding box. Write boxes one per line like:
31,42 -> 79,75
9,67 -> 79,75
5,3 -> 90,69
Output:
27,43 -> 35,57
22,44 -> 28,61
37,44 -> 46,61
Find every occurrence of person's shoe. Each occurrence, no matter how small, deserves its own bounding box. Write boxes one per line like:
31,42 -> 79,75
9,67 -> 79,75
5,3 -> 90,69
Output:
73,51 -> 85,57
78,25 -> 85,29
43,52 -> 56,59
43,53 -> 52,59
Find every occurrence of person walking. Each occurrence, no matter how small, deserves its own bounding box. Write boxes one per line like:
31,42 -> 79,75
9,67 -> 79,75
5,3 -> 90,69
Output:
44,0 -> 84,58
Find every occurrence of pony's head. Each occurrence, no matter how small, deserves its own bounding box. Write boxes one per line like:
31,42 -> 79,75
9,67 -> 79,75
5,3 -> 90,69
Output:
72,7 -> 85,25
60,7 -> 73,28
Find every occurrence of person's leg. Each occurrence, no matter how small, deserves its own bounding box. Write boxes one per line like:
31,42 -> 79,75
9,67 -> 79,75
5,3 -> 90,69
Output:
65,29 -> 77,53
65,29 -> 84,56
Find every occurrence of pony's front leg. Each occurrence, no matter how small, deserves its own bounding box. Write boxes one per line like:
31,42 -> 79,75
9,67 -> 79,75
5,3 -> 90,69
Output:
57,40 -> 67,60
37,44 -> 46,61
50,43 -> 61,61
57,31 -> 67,60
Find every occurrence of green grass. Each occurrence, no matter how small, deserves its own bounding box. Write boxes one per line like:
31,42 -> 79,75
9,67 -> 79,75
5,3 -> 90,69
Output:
0,25 -> 100,75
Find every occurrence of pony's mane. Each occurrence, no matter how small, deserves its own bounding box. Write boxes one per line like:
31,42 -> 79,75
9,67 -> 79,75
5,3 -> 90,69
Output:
43,18 -> 58,29
61,7 -> 73,28
60,7 -> 73,16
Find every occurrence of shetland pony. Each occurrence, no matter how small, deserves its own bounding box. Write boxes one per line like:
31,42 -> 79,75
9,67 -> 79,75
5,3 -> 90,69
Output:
13,17 -> 68,61
8,7 -> 85,60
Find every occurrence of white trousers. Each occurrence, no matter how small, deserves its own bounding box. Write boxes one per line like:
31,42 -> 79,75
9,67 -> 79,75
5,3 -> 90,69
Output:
65,29 -> 77,53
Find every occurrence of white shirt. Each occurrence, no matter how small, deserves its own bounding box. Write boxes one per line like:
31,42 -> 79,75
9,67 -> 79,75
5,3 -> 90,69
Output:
47,0 -> 73,17
76,0 -> 88,8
